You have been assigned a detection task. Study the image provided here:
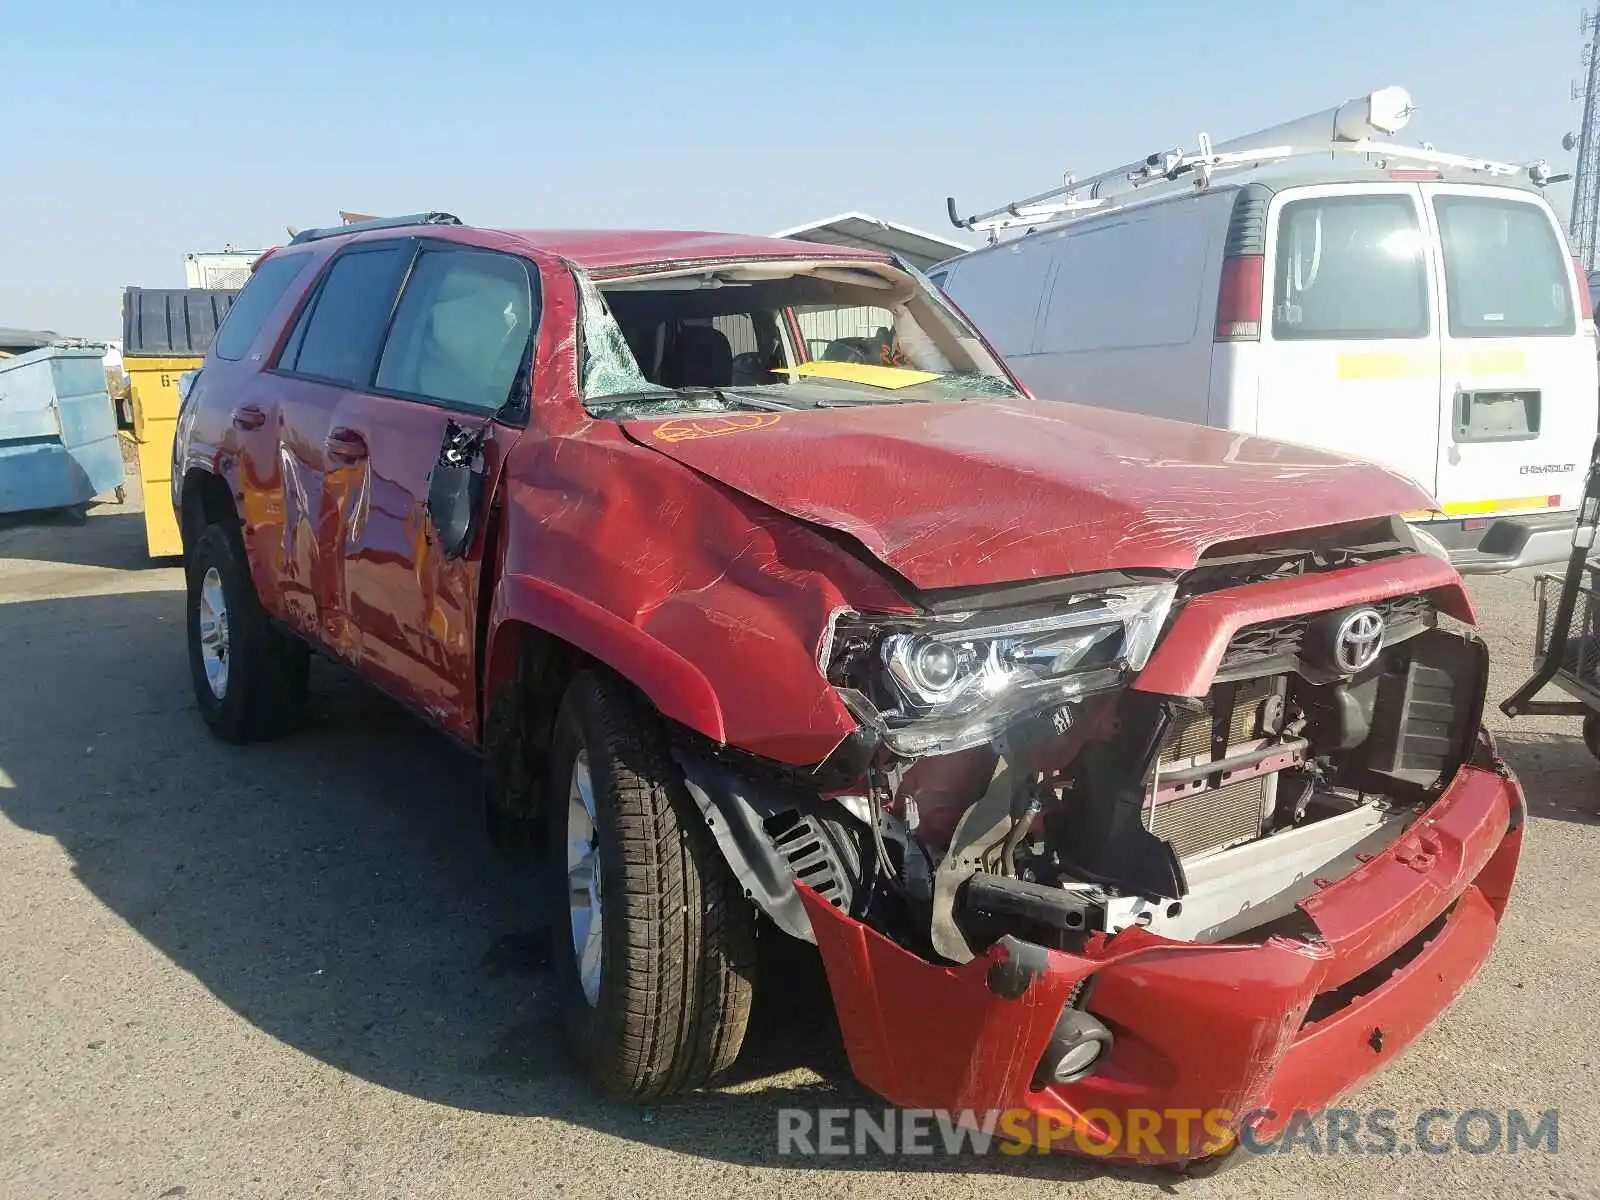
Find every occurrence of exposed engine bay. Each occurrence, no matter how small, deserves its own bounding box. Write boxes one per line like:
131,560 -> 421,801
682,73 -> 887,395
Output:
675,535 -> 1490,969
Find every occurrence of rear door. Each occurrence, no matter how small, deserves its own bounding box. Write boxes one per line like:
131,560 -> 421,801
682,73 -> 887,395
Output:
1254,183 -> 1444,493
333,242 -> 539,739
1421,184 -> 1597,519
269,240 -> 413,656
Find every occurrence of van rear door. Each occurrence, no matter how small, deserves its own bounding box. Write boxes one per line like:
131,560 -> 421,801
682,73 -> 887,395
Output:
1254,183 -> 1444,493
1420,183 -> 1597,532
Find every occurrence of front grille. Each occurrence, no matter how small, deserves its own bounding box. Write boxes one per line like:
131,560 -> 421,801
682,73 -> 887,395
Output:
1218,593 -> 1434,679
1145,774 -> 1267,860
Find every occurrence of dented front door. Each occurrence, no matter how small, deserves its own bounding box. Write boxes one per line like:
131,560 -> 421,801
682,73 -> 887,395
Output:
329,242 -> 539,739
324,393 -> 508,737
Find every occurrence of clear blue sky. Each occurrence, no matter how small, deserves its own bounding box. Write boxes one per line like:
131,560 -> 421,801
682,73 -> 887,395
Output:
0,0 -> 1584,340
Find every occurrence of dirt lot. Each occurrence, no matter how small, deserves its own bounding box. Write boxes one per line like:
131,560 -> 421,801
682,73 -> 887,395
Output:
1,484 -> 1597,1200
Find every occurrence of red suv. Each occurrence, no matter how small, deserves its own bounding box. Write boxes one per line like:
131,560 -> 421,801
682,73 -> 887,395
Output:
173,213 -> 1524,1166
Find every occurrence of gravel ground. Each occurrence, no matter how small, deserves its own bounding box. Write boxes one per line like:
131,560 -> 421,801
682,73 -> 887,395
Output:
0,480 -> 1596,1200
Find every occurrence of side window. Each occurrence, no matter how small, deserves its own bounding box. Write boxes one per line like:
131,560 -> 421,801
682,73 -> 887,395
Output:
280,244 -> 409,384
1036,201 -> 1212,354
212,254 -> 310,361
1271,195 -> 1428,340
374,249 -> 539,411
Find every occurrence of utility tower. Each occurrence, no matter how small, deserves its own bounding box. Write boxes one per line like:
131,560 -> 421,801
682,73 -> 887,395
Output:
1570,10 -> 1600,269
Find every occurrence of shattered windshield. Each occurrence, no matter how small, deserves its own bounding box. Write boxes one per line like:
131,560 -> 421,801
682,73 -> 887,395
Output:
577,259 -> 1021,417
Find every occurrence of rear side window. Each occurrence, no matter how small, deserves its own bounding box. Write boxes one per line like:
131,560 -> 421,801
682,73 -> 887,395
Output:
1434,196 -> 1574,337
280,244 -> 409,385
374,248 -> 539,412
1271,195 -> 1428,340
212,254 -> 309,361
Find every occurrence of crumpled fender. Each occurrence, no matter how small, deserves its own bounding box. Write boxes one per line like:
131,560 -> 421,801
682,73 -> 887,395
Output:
487,571 -> 727,741
484,425 -> 913,764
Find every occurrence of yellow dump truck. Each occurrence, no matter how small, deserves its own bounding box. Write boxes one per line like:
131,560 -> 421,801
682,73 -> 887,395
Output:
121,288 -> 236,557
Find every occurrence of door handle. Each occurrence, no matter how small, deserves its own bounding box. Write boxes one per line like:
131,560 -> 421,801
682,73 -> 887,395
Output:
325,427 -> 369,463
231,404 -> 267,431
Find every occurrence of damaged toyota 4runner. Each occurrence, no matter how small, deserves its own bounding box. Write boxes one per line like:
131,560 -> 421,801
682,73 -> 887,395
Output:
173,213 -> 1524,1167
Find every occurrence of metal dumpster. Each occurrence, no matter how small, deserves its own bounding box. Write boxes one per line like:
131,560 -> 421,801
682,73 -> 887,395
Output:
122,287 -> 236,556
0,343 -> 125,517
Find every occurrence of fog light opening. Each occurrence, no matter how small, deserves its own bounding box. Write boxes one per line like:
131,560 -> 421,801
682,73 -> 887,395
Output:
1037,1007 -> 1113,1086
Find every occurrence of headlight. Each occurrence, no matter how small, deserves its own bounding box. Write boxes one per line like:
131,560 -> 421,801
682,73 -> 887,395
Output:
825,583 -> 1176,756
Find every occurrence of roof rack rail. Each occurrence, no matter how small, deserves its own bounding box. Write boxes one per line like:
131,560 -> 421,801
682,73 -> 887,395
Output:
945,87 -> 1563,240
289,212 -> 462,245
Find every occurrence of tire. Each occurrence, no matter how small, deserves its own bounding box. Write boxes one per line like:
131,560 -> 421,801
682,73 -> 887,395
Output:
548,670 -> 755,1100
186,523 -> 309,743
1585,713 -> 1600,763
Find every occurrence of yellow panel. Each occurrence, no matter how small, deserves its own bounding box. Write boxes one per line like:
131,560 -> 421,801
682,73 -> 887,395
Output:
1450,347 -> 1526,378
143,497 -> 183,559
1438,495 -> 1556,517
125,355 -> 203,431
136,419 -> 177,486
773,361 -> 943,389
1336,352 -> 1428,380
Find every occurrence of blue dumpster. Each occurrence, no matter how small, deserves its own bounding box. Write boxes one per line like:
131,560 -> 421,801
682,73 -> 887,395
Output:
0,344 -> 125,516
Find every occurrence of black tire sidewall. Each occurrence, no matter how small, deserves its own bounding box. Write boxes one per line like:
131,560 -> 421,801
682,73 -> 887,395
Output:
186,525 -> 257,740
546,684 -> 630,1086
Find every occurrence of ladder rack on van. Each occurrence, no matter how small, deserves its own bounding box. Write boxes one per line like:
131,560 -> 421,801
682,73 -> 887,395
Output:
946,87 -> 1563,239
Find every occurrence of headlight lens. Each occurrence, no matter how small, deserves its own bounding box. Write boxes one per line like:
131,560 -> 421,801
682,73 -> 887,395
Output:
826,583 -> 1176,756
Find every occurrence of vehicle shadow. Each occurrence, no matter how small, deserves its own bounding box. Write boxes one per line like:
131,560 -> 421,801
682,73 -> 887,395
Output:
1493,730 -> 1599,826
0,585 -> 1162,1186
0,502 -> 157,572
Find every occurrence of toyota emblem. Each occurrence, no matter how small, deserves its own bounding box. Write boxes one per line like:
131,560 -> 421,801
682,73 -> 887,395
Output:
1333,607 -> 1386,674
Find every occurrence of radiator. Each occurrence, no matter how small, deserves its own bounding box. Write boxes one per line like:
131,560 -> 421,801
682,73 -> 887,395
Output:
1143,679 -> 1279,860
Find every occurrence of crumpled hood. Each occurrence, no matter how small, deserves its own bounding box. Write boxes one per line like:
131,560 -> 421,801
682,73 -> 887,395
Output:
622,400 -> 1435,591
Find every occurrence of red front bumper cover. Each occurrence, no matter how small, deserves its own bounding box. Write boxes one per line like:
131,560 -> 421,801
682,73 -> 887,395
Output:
800,745 -> 1525,1164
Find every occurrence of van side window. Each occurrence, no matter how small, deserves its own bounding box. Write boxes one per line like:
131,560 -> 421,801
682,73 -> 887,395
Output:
1434,196 -> 1574,338
1271,196 -> 1428,341
1037,203 -> 1212,354
374,248 -> 540,412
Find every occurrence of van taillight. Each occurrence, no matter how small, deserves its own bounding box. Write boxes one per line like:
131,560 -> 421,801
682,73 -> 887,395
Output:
1215,255 -> 1264,341
1573,255 -> 1593,320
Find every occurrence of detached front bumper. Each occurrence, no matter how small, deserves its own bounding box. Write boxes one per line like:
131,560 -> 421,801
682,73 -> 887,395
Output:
800,742 -> 1525,1165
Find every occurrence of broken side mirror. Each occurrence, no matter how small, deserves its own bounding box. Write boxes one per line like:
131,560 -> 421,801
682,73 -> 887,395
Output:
426,419 -> 485,559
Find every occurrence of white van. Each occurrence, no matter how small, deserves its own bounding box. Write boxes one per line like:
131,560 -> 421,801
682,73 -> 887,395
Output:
933,88 -> 1599,572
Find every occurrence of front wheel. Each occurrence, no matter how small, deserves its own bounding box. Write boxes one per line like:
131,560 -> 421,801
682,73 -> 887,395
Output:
1585,713 -> 1600,763
185,523 -> 309,743
548,670 -> 755,1100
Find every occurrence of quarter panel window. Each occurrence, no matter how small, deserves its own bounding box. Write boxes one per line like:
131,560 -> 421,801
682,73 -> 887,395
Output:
212,254 -> 310,361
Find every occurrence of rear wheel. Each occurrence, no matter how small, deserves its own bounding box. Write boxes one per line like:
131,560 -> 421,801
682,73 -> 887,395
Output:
548,670 -> 755,1099
1585,713 -> 1600,763
185,523 -> 309,743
